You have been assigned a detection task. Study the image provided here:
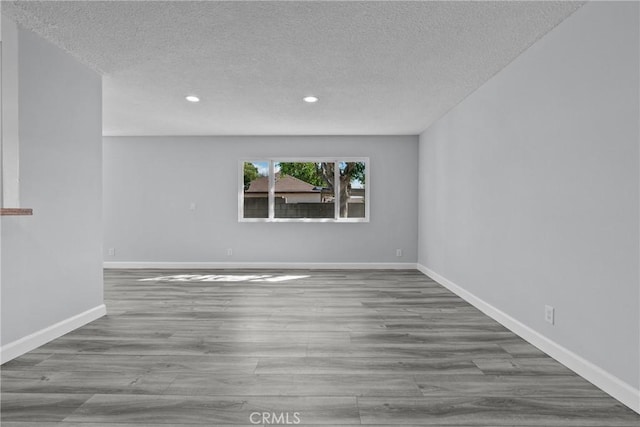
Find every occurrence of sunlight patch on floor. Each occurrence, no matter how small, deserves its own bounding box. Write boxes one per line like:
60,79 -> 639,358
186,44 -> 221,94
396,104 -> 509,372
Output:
138,274 -> 310,283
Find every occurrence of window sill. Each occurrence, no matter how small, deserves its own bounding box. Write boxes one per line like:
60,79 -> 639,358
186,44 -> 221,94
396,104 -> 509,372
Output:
239,218 -> 368,223
1,208 -> 33,216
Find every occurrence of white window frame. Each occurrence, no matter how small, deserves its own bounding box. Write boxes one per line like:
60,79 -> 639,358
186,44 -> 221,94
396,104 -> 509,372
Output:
238,157 -> 370,223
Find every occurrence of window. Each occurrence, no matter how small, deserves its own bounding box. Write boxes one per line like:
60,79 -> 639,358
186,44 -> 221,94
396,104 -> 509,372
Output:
239,158 -> 369,222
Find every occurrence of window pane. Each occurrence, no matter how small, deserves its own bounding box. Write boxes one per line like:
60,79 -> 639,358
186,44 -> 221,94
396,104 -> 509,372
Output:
243,161 -> 269,218
239,158 -> 368,222
339,161 -> 366,218
274,162 -> 334,219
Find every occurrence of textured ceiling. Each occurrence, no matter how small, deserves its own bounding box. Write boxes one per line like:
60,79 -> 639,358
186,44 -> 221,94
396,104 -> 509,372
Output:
3,1 -> 583,136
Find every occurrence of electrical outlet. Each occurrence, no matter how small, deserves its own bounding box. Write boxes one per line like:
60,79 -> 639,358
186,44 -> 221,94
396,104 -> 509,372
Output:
226,248 -> 233,256
108,248 -> 115,256
544,305 -> 555,325
396,249 -> 403,257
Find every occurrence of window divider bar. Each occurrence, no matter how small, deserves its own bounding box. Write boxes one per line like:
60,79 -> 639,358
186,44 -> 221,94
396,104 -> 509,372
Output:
268,160 -> 275,219
333,161 -> 340,220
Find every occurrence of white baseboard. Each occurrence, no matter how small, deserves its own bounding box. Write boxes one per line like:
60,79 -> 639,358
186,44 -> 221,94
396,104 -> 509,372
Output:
0,304 -> 107,364
104,261 -> 418,270
416,264 -> 640,415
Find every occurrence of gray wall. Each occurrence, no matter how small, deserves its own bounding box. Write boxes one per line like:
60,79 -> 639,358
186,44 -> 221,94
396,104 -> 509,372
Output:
103,136 -> 418,264
418,1 -> 639,390
1,23 -> 104,346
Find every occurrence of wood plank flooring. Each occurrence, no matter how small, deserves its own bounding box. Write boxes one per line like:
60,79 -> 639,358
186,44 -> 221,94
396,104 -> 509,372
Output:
2,269 -> 639,426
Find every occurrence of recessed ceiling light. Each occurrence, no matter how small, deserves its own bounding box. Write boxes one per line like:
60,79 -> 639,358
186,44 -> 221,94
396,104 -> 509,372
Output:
185,95 -> 200,103
303,96 -> 319,103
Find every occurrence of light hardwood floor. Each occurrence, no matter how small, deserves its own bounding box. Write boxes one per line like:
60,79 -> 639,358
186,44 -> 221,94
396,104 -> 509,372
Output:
2,269 -> 639,426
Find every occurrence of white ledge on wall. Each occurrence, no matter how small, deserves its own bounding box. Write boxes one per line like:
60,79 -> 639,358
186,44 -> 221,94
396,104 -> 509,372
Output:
0,208 -> 33,216
416,264 -> 640,415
